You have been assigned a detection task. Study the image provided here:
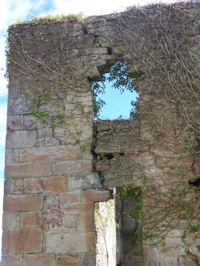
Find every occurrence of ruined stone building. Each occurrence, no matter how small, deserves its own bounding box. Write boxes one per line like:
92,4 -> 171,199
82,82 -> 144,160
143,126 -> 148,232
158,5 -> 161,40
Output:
2,2 -> 200,265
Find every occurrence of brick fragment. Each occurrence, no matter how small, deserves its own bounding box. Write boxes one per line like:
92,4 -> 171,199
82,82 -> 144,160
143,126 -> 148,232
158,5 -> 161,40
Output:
2,228 -> 42,253
4,195 -> 43,211
20,212 -> 42,227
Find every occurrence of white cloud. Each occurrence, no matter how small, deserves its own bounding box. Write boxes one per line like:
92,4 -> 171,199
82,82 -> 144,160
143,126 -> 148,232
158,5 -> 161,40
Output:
50,0 -> 178,17
0,0 -> 48,31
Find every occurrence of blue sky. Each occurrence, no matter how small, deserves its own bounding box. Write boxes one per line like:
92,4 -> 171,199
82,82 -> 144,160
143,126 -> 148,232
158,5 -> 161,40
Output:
0,0 -> 180,253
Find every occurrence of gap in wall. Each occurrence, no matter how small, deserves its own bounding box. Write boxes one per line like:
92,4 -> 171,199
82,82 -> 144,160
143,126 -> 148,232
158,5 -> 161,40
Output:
91,61 -> 139,120
95,198 -> 116,266
95,187 -> 142,266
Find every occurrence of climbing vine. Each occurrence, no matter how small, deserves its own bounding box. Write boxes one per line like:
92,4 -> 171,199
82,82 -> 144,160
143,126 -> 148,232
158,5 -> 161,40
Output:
6,2 -> 200,261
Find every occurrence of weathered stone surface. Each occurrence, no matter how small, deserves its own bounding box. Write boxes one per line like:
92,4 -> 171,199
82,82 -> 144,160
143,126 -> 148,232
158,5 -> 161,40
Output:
14,145 -> 83,163
4,179 -> 24,195
7,96 -> 31,115
6,130 -> 37,149
23,254 -> 55,266
62,202 -> 94,213
43,195 -> 62,230
4,195 -> 43,211
3,3 -> 200,265
7,115 -> 23,131
46,232 -> 95,253
20,212 -> 43,228
56,253 -> 79,265
5,149 -> 14,166
2,228 -> 43,253
68,173 -> 101,191
37,128 -> 60,147
60,191 -> 82,203
83,189 -> 112,202
52,160 -> 92,175
24,176 -> 67,193
62,214 -> 77,228
5,162 -> 51,178
77,212 -> 95,232
23,115 -> 45,130
1,255 -> 21,266
3,212 -> 19,229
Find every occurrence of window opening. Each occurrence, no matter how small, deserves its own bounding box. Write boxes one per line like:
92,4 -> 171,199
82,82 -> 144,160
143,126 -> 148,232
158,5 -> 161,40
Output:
92,61 -> 139,120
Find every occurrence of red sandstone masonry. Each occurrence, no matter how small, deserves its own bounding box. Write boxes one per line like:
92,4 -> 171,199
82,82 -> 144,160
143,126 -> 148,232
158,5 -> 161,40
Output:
46,232 -> 95,253
4,195 -> 43,211
3,212 -> 18,229
14,145 -> 83,163
20,212 -> 43,228
5,163 -> 51,178
52,160 -> 92,175
62,202 -> 94,213
24,176 -> 67,193
77,212 -> 95,232
2,228 -> 43,253
1,255 -> 20,266
56,254 -> 79,265
23,254 -> 55,266
83,189 -> 113,202
60,191 -> 82,203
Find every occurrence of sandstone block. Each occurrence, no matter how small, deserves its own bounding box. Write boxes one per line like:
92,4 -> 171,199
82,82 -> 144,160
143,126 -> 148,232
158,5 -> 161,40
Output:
62,202 -> 94,213
23,254 -> 55,266
62,214 -> 77,228
5,162 -> 51,178
5,149 -> 14,165
7,115 -> 23,131
1,255 -> 20,266
68,173 -> 101,191
14,145 -> 82,163
46,232 -> 95,253
6,130 -> 37,149
4,179 -> 24,195
60,191 -> 81,203
20,212 -> 43,228
2,228 -> 42,253
53,160 -> 92,176
23,115 -> 45,130
83,189 -> 112,202
24,176 -> 67,193
77,212 -> 95,232
56,254 -> 79,265
7,96 -> 31,115
4,195 -> 43,211
3,212 -> 18,229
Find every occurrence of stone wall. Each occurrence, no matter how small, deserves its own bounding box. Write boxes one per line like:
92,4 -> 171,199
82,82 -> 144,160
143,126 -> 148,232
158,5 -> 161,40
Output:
2,2 -> 200,266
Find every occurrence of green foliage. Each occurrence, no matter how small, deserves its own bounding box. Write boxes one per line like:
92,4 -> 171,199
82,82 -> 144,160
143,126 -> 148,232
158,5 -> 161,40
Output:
13,13 -> 84,26
91,61 -> 137,118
